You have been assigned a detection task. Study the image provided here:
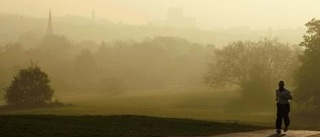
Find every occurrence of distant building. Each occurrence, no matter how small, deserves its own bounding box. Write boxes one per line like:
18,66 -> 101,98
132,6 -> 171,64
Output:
148,8 -> 196,29
46,9 -> 53,36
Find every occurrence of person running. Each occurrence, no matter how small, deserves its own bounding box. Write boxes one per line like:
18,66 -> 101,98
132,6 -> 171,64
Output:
275,81 -> 293,134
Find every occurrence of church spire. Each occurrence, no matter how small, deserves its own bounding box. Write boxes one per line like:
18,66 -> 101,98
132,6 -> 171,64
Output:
46,9 -> 53,36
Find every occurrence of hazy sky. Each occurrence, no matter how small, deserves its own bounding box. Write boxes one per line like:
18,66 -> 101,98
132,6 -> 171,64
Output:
1,0 -> 320,29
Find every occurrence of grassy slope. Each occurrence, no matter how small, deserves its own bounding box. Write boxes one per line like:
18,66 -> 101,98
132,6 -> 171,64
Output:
0,115 -> 267,137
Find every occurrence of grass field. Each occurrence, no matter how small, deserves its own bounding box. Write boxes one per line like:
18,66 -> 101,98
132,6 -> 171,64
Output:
0,88 -> 318,136
0,88 -> 274,125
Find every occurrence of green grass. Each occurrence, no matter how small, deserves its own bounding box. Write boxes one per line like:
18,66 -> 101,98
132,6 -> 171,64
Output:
0,115 -> 267,137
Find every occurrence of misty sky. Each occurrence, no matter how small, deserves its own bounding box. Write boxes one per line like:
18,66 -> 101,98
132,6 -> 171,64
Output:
1,0 -> 320,29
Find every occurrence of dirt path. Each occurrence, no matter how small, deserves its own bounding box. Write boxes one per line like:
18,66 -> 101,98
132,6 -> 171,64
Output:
211,129 -> 320,137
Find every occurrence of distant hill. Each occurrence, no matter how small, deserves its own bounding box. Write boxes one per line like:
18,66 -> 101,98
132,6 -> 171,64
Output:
0,12 -> 305,47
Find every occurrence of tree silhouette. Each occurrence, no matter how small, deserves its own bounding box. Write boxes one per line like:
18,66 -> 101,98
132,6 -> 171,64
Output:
4,64 -> 54,107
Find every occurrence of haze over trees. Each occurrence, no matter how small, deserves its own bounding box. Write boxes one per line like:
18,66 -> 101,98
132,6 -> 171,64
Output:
0,35 -> 211,96
0,16 -> 303,114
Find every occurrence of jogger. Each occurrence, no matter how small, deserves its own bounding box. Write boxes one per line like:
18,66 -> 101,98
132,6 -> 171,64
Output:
275,81 -> 293,134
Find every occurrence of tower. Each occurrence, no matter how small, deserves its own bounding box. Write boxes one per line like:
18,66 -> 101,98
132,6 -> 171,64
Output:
46,9 -> 53,36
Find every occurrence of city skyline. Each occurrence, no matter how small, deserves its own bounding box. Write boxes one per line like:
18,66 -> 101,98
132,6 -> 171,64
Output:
1,0 -> 320,30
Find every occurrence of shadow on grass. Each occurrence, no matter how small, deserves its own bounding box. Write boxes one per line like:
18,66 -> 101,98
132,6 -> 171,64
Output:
0,115 -> 268,137
267,133 -> 286,137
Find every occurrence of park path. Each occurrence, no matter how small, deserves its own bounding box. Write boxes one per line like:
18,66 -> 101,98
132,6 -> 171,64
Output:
211,129 -> 320,137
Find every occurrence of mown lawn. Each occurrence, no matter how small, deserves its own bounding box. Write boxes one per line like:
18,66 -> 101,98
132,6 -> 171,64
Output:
0,115 -> 267,137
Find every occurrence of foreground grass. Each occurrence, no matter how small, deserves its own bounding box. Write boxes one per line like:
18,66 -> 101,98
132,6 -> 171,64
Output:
0,115 -> 267,137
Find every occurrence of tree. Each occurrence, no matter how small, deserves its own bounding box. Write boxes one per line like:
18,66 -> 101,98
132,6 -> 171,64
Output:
4,64 -> 54,107
205,38 -> 298,112
294,18 -> 320,113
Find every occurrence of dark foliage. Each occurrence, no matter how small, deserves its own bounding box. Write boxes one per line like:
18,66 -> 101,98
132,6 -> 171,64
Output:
294,18 -> 320,113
